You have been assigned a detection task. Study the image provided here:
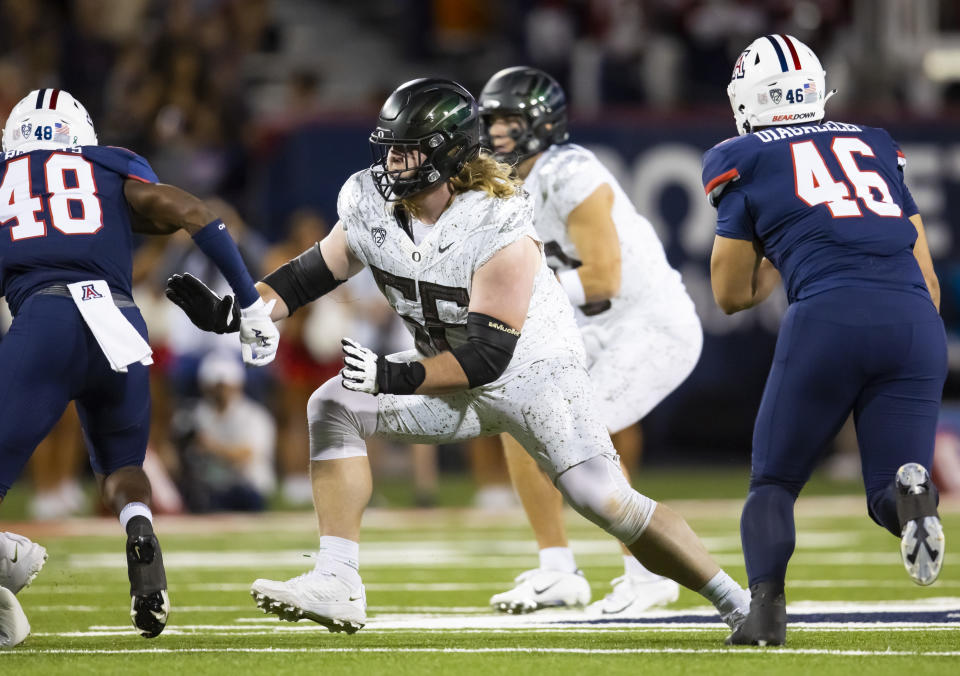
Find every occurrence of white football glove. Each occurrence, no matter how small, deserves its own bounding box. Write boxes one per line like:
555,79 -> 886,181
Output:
341,337 -> 379,394
239,297 -> 279,366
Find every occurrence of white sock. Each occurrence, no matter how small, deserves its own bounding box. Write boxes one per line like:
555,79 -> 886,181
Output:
118,502 -> 153,531
698,570 -> 749,617
539,546 -> 577,573
623,555 -> 663,580
316,535 -> 362,588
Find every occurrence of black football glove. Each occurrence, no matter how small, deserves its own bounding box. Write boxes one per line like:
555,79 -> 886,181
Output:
165,272 -> 241,334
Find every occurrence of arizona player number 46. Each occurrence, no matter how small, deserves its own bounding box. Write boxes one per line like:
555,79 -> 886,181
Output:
791,137 -> 902,218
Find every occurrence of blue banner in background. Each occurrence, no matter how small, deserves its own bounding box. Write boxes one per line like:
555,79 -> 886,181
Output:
255,117 -> 960,461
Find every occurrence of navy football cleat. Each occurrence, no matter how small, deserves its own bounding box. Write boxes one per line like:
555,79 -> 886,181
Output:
725,581 -> 786,647
126,516 -> 169,638
896,463 -> 945,586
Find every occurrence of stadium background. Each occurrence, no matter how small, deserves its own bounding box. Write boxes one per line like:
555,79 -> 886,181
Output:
2,0 -> 960,508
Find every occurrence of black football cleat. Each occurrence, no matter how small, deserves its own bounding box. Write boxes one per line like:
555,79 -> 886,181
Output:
725,581 -> 786,647
896,463 -> 945,586
126,516 -> 169,638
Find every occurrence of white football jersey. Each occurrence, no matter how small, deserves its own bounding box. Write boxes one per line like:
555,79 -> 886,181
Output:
336,170 -> 584,379
524,143 -> 691,326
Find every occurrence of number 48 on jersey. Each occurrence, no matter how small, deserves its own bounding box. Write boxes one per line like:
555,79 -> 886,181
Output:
0,151 -> 103,241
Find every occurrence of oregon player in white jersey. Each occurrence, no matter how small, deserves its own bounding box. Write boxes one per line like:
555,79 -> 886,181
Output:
480,67 -> 703,616
165,78 -> 745,637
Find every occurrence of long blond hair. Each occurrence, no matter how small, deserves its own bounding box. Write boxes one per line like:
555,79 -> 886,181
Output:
400,151 -> 520,218
449,151 -> 521,198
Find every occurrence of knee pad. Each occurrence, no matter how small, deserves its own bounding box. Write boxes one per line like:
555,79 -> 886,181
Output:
307,377 -> 379,461
555,454 -> 657,546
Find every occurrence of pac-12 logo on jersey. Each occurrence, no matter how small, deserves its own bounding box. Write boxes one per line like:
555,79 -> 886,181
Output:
80,284 -> 104,301
372,227 -> 386,247
732,49 -> 750,80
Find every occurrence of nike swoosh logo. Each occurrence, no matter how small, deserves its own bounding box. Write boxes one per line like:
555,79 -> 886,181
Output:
438,242 -> 454,253
532,580 -> 559,595
10,544 -> 18,563
348,595 -> 363,602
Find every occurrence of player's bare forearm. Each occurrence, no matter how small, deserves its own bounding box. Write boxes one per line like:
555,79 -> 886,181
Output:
414,351 -> 470,394
254,281 -> 290,320
750,257 -> 781,307
711,235 -> 767,314
566,184 -> 621,302
124,180 -> 217,235
909,214 -> 940,311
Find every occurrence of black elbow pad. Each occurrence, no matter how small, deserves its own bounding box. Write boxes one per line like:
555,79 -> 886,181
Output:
451,312 -> 521,388
261,243 -> 343,315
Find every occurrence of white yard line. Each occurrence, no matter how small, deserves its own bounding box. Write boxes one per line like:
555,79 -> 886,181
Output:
4,647 -> 960,656
28,580 -> 960,596
64,549 -> 901,570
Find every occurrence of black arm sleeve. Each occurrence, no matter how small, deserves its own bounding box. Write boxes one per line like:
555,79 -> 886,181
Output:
451,312 -> 521,389
261,243 -> 344,316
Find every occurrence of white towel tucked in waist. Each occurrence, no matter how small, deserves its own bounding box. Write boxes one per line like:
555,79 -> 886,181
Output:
67,280 -> 153,373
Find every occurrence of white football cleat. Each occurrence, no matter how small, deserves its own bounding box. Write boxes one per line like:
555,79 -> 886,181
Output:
490,568 -> 591,614
585,575 -> 679,616
0,533 -> 47,594
0,586 -> 30,648
896,463 -> 945,586
251,570 -> 366,634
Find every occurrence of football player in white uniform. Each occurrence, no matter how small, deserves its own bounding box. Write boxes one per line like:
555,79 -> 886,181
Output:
479,67 -> 703,616
166,78 -> 746,635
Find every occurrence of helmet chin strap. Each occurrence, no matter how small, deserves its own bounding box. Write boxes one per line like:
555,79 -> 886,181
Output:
823,88 -> 838,104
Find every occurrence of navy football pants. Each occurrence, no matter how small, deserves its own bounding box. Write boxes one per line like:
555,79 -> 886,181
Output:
743,287 -> 947,587
0,294 -> 151,498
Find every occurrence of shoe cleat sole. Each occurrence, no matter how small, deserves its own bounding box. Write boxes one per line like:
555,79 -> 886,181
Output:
250,591 -> 363,634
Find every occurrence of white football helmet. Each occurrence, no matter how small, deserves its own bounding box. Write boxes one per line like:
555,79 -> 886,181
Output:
2,88 -> 98,153
727,35 -> 835,135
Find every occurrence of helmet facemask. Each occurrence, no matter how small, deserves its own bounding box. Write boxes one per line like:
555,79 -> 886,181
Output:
370,133 -> 441,202
480,113 -> 543,166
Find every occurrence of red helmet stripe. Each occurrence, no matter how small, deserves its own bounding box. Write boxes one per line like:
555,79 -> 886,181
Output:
49,89 -> 60,109
781,35 -> 802,70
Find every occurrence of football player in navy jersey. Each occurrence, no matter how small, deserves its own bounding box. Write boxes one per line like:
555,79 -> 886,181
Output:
704,35 -> 947,646
0,89 -> 278,646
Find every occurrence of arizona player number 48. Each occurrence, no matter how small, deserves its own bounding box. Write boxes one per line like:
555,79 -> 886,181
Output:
0,149 -> 103,240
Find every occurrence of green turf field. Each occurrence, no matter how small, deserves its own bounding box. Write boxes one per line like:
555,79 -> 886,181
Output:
1,470 -> 958,674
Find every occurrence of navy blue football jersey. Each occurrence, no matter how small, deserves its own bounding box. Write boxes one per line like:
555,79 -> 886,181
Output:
702,121 -> 927,303
0,145 -> 157,314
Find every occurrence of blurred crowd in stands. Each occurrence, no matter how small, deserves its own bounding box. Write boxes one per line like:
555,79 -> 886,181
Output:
3,0 -> 960,517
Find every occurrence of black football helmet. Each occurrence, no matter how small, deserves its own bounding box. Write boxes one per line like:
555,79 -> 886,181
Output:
370,78 -> 480,202
478,66 -> 569,165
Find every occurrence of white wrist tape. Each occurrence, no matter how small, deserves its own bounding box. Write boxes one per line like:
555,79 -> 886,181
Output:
556,269 -> 586,307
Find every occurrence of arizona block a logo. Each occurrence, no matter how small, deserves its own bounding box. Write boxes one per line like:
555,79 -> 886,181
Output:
80,284 -> 103,301
732,49 -> 750,80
